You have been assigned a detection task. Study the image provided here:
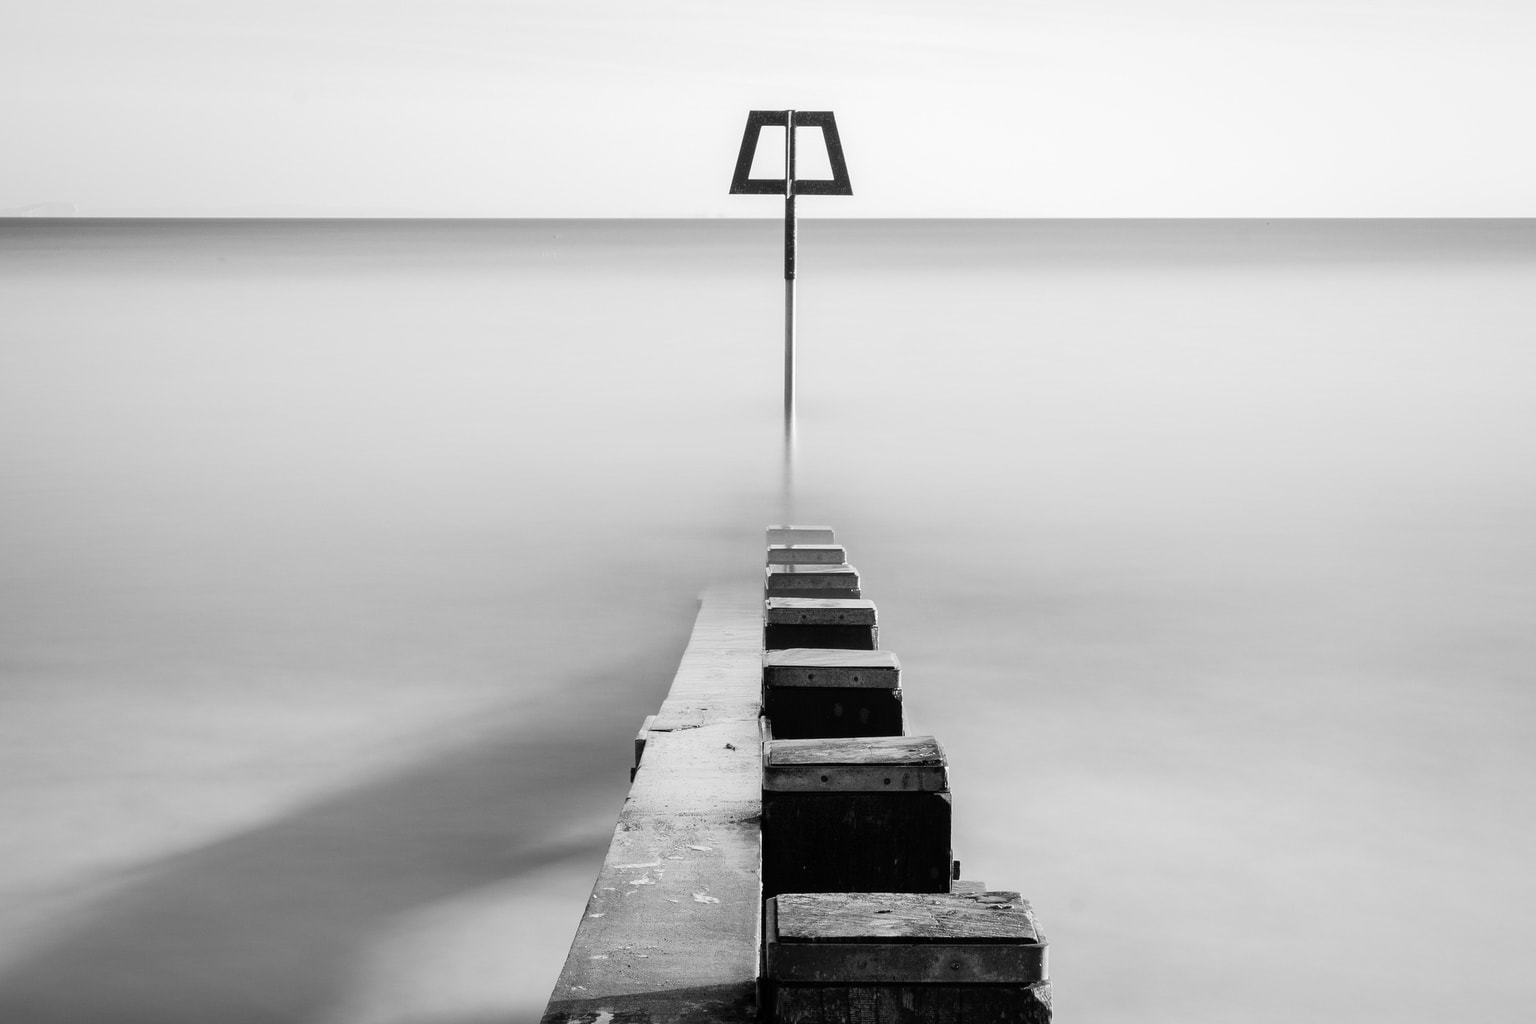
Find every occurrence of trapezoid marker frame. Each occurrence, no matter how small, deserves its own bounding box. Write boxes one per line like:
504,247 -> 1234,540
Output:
728,108 -> 852,528
729,111 -> 853,197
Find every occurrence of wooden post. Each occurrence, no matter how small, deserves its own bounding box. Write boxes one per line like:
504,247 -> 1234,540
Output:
766,525 -> 835,545
766,543 -> 847,565
763,649 -> 904,739
766,891 -> 1051,1024
761,735 -> 952,898
764,597 -> 877,651
548,524 -> 1054,1021
764,562 -> 861,600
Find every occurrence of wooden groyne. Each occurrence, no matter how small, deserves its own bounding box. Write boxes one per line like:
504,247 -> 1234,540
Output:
542,528 -> 1051,1023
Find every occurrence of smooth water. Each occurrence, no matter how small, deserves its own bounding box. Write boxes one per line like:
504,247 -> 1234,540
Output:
2,219 -> 1533,1023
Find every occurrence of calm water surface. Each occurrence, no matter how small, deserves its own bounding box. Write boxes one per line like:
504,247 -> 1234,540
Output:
2,219 -> 1534,1023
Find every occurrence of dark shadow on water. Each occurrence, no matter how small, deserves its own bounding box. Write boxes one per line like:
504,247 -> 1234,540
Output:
0,668 -> 682,1024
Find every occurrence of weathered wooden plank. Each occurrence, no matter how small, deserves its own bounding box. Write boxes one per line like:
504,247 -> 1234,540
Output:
764,736 -> 946,792
762,649 -> 904,738
764,598 -> 877,652
768,894 -> 1050,1022
774,890 -> 1050,1019
774,891 -> 1039,944
763,759 -> 943,793
765,564 -> 862,600
770,942 -> 1045,984
764,598 -> 876,625
772,983 -> 1052,1024
762,791 -> 952,897
765,564 -> 860,587
762,737 -> 951,896
767,587 -> 864,600
767,544 -> 847,565
767,563 -> 859,578
764,625 -> 875,651
542,584 -> 764,1024
764,649 -> 900,689
768,735 -> 941,766
764,686 -> 904,739
767,525 -> 836,544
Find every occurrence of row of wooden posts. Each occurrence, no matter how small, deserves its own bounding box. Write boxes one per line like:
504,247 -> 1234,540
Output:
540,527 -> 1052,1023
758,526 -> 1051,1023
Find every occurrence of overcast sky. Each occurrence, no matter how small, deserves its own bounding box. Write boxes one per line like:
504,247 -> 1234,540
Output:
3,0 -> 1533,216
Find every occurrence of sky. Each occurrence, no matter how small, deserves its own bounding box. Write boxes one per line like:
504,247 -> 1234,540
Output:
2,0 -> 1534,217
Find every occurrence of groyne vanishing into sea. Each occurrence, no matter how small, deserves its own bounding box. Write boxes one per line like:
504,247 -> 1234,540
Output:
541,527 -> 1052,1024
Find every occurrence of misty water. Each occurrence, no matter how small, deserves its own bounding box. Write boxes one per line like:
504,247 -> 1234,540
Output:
2,219 -> 1533,1023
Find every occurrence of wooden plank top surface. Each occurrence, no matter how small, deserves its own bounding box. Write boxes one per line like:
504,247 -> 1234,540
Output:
764,598 -> 877,626
766,543 -> 847,565
766,525 -> 836,544
767,735 -> 944,767
764,649 -> 899,669
542,583 -> 764,1024
763,736 -> 948,792
765,563 -> 858,578
773,891 -> 1039,944
763,648 -> 900,689
766,893 -> 1047,985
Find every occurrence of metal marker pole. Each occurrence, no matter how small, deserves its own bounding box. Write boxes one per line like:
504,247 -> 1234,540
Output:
783,110 -> 797,525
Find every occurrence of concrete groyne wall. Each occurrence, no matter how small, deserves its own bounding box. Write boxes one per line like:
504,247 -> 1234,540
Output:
542,528 -> 1051,1024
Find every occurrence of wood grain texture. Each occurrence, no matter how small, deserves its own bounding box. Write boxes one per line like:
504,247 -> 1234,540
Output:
765,572 -> 859,599
542,584 -> 764,1024
767,544 -> 848,565
764,624 -> 877,651
765,566 -> 861,601
769,942 -> 1045,984
766,587 -> 864,600
773,891 -> 1039,943
766,736 -> 943,771
767,887 -> 1046,986
767,525 -> 836,544
764,686 -> 904,739
771,981 -> 1051,1024
763,760 -> 944,793
768,561 -> 866,577
764,649 -> 901,688
764,599 -> 877,625
762,791 -> 952,897
764,599 -> 878,652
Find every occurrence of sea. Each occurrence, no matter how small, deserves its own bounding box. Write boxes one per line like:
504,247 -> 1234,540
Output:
1,219 -> 1533,1023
